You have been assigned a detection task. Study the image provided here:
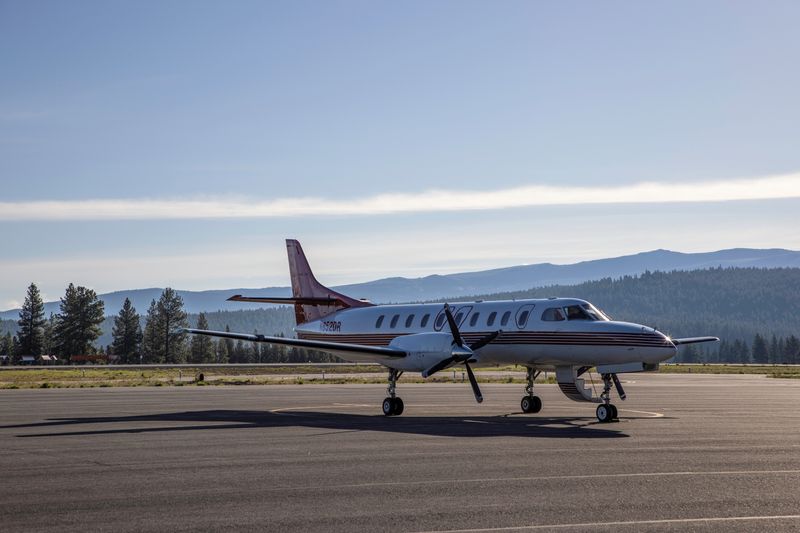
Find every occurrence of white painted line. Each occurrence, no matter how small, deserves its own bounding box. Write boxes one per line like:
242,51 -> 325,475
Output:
413,514 -> 800,532
269,469 -> 800,492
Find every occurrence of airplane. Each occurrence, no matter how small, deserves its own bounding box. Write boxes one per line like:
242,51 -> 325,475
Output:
185,239 -> 718,423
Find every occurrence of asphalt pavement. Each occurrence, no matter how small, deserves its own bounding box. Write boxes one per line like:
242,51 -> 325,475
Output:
1,373 -> 799,532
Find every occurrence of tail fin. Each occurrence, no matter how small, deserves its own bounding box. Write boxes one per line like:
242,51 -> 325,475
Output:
286,239 -> 372,324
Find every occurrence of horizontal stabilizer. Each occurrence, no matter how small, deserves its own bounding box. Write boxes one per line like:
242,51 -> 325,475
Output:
671,336 -> 720,345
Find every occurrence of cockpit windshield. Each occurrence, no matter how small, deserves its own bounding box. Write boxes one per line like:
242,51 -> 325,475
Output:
579,304 -> 608,321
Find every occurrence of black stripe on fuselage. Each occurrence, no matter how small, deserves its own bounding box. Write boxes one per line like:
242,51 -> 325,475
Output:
296,331 -> 672,348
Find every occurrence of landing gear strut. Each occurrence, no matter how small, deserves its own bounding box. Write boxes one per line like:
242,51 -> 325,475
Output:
520,368 -> 543,414
596,373 -> 618,423
382,368 -> 404,416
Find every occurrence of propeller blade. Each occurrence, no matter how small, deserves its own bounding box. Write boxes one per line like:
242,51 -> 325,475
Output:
422,356 -> 457,378
464,363 -> 483,403
611,373 -> 627,400
469,330 -> 500,351
443,303 -> 465,348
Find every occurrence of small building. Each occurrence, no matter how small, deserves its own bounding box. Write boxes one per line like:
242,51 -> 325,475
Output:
0,355 -> 9,366
20,355 -> 36,365
38,355 -> 58,365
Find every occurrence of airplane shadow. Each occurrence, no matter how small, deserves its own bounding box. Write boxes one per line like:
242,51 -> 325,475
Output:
2,410 -> 629,439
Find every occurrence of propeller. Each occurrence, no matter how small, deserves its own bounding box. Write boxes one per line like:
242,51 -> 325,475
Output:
422,304 -> 500,403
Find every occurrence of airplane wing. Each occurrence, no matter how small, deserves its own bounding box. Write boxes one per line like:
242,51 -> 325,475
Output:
671,336 -> 720,345
182,328 -> 406,363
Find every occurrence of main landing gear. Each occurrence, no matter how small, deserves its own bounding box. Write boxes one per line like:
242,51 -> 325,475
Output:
520,368 -> 543,414
382,368 -> 404,416
596,373 -> 618,423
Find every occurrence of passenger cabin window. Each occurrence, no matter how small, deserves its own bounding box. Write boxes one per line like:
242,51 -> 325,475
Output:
454,311 -> 464,324
541,308 -> 565,322
487,311 -> 497,327
500,311 -> 511,326
469,312 -> 480,327
405,314 -> 415,328
375,315 -> 385,328
420,314 -> 430,328
517,310 -> 530,328
390,314 -> 400,328
434,312 -> 447,330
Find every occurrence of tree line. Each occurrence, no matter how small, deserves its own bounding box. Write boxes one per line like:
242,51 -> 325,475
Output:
0,282 -> 333,364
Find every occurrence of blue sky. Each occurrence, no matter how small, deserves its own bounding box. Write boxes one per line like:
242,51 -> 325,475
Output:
1,1 -> 799,310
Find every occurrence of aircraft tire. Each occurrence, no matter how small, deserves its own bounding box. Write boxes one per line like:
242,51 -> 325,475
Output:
609,404 -> 618,420
382,397 -> 394,416
596,404 -> 614,423
521,396 -> 542,413
392,397 -> 404,416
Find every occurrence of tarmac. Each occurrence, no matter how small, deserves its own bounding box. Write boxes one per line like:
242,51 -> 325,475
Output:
1,373 -> 800,532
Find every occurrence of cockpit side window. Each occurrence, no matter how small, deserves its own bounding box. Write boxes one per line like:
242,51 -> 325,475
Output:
541,308 -> 565,321
565,305 -> 592,320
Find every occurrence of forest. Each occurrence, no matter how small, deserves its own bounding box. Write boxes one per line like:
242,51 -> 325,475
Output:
1,267 -> 798,364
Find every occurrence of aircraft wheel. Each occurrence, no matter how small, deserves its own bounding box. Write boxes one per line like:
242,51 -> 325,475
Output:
521,396 -> 542,413
382,397 -> 394,416
596,404 -> 614,423
392,397 -> 404,416
609,404 -> 618,420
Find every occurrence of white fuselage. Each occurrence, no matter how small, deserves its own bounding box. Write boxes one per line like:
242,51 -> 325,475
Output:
295,298 -> 677,371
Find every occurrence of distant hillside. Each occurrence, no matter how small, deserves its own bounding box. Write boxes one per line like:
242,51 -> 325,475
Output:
468,267 -> 800,342
4,268 -> 798,358
2,247 -> 799,319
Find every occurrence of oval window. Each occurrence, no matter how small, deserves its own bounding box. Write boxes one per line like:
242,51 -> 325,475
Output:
390,315 -> 399,328
405,314 -> 415,328
500,311 -> 511,326
487,311 -> 497,327
420,314 -> 431,328
469,313 -> 480,327
375,315 -> 385,328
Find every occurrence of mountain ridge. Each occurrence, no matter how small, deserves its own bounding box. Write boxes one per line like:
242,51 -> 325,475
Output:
2,247 -> 799,320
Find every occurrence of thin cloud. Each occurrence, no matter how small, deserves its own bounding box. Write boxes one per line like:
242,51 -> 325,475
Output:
2,173 -> 800,221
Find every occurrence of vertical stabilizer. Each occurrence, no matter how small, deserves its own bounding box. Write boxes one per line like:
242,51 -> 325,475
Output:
286,239 -> 372,324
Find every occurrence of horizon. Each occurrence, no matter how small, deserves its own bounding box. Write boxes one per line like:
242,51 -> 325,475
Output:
2,244 -> 798,314
3,2 -> 800,309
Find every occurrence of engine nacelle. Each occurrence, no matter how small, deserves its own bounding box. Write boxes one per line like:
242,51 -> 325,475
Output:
389,332 -> 460,372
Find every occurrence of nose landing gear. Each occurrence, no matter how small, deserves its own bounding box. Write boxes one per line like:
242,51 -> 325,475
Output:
596,373 -> 619,423
382,369 -> 404,416
520,368 -> 543,414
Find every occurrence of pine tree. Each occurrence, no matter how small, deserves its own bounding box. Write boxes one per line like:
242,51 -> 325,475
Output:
141,300 -> 159,363
141,289 -> 188,363
189,313 -> 215,363
751,334 -> 768,364
785,336 -> 800,365
216,337 -> 229,363
112,298 -> 143,364
53,284 -> 105,361
41,314 -> 57,357
16,283 -> 46,357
